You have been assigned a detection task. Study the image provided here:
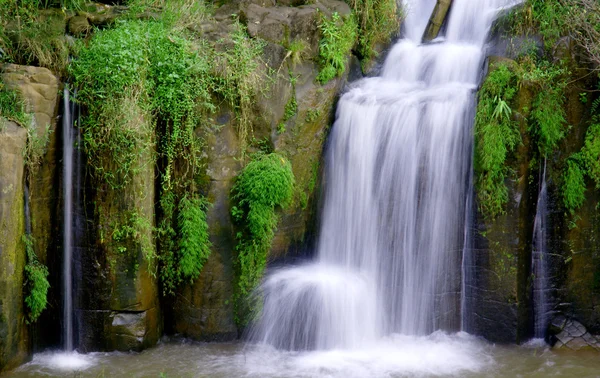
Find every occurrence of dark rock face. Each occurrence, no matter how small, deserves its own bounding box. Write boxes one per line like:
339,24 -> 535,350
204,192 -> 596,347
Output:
469,57 -> 537,343
75,99 -> 160,352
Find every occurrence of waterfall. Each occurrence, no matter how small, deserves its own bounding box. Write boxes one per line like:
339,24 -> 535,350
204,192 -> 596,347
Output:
249,0 -> 519,350
62,87 -> 74,352
532,160 -> 550,339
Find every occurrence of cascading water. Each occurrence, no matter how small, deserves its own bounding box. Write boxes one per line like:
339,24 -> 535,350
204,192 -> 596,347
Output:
250,0 -> 520,351
62,87 -> 74,352
532,159 -> 550,339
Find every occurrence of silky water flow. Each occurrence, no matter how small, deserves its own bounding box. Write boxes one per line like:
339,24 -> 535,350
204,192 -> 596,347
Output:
249,0 -> 521,351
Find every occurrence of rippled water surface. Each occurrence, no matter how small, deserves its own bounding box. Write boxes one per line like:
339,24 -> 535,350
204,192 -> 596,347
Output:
7,334 -> 600,377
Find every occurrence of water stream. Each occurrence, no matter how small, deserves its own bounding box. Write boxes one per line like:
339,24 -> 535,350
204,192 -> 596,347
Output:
249,0 -> 519,351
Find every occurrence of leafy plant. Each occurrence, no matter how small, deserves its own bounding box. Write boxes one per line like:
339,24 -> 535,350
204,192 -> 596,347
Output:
475,56 -> 568,220
317,12 -> 357,84
22,234 -> 49,323
161,196 -> 211,294
0,81 -> 29,127
474,63 -> 520,220
346,0 -> 400,64
230,153 -> 294,325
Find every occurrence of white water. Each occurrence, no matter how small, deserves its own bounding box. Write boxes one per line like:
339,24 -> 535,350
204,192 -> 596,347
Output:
62,87 -> 74,352
249,0 -> 521,358
532,160 -> 551,338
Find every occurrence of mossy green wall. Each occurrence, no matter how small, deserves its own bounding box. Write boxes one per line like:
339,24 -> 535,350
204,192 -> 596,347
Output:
0,120 -> 28,372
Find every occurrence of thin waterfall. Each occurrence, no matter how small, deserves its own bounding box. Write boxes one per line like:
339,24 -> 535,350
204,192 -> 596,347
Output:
532,159 -> 550,338
62,87 -> 74,352
461,162 -> 474,332
249,0 -> 520,351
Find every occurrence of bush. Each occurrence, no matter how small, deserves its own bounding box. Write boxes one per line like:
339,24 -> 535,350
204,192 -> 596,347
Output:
0,81 -> 29,127
317,12 -> 357,84
230,153 -> 294,325
475,57 -> 568,220
474,63 -> 521,220
161,196 -> 211,294
22,234 -> 49,323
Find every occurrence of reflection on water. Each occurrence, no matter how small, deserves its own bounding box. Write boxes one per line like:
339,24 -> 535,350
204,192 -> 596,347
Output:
8,334 -> 600,378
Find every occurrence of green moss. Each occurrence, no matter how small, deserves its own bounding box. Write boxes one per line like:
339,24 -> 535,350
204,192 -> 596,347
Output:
230,153 -> 295,325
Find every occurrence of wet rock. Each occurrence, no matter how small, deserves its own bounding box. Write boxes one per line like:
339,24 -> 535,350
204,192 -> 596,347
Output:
423,0 -> 453,42
550,317 -> 600,351
0,120 -> 28,373
108,308 -> 160,351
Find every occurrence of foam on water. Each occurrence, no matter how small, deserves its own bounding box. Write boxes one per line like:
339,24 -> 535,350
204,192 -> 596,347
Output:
24,351 -> 96,373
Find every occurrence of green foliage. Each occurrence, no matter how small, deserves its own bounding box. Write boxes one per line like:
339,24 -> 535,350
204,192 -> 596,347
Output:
0,81 -> 29,127
284,39 -> 308,69
111,210 -> 154,266
161,196 -> 211,294
317,12 -> 357,84
475,57 -> 568,220
519,58 -> 568,156
346,0 -> 399,63
211,23 -> 267,157
561,97 -> 600,215
25,123 -> 52,169
0,0 -> 82,73
283,96 -> 297,122
528,0 -> 567,47
305,109 -> 321,123
474,63 -> 521,220
230,153 -> 294,325
22,234 -> 49,323
562,156 -> 586,215
71,15 -> 270,293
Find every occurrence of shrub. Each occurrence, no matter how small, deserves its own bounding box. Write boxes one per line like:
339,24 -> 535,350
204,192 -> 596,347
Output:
0,81 -> 29,127
317,12 -> 357,84
474,63 -> 521,220
161,196 -> 211,294
22,234 -> 50,323
230,153 -> 294,325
